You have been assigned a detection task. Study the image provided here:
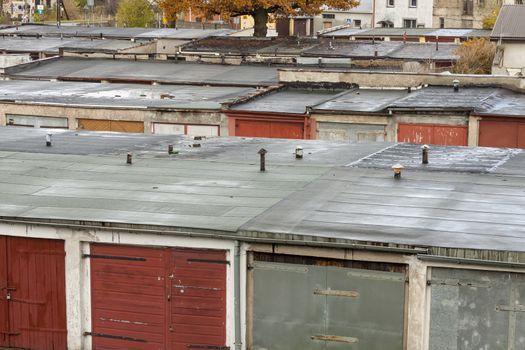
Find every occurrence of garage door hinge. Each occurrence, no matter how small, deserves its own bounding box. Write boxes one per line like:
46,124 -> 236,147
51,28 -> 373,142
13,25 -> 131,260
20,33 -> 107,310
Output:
187,345 -> 230,349
84,332 -> 147,343
82,254 -> 146,261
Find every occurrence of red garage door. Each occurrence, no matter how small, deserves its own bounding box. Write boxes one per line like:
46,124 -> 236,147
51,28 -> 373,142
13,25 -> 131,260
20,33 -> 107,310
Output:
479,119 -> 525,148
0,236 -> 67,350
398,123 -> 468,146
90,244 -> 227,350
235,119 -> 305,139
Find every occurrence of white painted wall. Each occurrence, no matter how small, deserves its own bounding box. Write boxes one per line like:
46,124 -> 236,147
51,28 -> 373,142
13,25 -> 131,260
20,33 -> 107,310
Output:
374,0 -> 433,28
502,43 -> 525,75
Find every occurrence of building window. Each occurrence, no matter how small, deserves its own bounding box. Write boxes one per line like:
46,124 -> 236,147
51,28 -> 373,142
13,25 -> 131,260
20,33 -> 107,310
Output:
463,0 -> 473,15
354,19 -> 362,27
387,0 -> 395,7
322,13 -> 336,19
439,17 -> 445,28
403,19 -> 417,28
410,0 -> 417,7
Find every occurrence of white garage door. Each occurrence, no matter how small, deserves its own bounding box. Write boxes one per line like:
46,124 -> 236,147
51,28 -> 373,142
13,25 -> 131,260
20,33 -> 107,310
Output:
153,123 -> 219,136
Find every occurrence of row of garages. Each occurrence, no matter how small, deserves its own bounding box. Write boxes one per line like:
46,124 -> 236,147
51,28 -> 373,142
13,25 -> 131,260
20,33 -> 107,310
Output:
2,82 -> 525,148
5,111 -> 525,149
2,231 -> 525,350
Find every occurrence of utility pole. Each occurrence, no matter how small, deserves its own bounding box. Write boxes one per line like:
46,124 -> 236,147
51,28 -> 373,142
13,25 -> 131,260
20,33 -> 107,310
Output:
56,0 -> 60,27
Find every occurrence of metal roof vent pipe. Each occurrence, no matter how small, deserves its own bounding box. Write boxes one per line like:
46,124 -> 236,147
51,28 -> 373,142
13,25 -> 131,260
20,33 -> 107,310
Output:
126,153 -> 132,165
422,144 -> 429,164
392,164 -> 404,179
453,79 -> 460,92
407,86 -> 412,93
295,146 -> 303,159
258,148 -> 267,172
45,133 -> 52,147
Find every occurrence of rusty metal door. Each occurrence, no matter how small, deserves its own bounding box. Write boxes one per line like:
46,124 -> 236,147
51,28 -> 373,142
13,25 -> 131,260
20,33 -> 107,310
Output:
90,244 -> 168,349
78,119 -> 144,133
90,244 -> 227,350
479,118 -> 525,148
235,119 -> 305,139
252,261 -> 405,349
0,236 -> 67,350
429,268 -> 525,350
398,123 -> 468,146
0,236 -> 8,348
168,248 -> 227,350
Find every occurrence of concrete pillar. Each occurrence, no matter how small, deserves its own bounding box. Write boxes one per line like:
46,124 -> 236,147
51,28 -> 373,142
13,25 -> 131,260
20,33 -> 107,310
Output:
468,115 -> 480,147
406,256 -> 428,350
64,237 -> 83,350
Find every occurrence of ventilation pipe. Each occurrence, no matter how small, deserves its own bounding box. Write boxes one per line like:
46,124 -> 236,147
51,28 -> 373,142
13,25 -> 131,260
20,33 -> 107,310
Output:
453,79 -> 460,92
258,148 -> 267,172
422,144 -> 429,164
392,164 -> 404,179
295,146 -> 303,159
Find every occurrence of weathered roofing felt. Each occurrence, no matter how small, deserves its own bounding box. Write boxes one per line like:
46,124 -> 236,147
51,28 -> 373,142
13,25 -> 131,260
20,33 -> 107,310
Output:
0,80 -> 255,110
1,127 -> 525,254
0,24 -> 236,40
0,37 -> 144,54
322,27 -> 491,39
229,88 -> 344,114
302,41 -> 458,60
6,57 -> 280,86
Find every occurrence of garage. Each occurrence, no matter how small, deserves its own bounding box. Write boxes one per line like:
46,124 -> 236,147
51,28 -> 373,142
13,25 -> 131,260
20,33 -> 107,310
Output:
0,236 -> 67,350
152,123 -> 220,137
250,254 -> 406,349
89,244 -> 227,350
78,119 -> 144,133
428,268 -> 525,349
398,123 -> 468,146
6,114 -> 68,128
478,118 -> 525,148
317,122 -> 386,142
234,119 -> 305,139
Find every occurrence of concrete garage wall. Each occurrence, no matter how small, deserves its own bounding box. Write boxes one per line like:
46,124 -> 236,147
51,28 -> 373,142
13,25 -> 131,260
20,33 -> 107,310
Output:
279,69 -> 525,91
0,104 -> 229,135
312,114 -> 393,142
394,113 -> 468,126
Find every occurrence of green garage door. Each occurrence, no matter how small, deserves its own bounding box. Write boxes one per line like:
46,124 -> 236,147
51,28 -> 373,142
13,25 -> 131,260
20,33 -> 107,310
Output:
429,268 -> 525,350
252,259 -> 406,349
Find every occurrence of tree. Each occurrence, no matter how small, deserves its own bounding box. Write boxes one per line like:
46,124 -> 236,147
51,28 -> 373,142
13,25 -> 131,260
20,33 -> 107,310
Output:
452,38 -> 496,74
116,0 -> 154,27
160,0 -> 360,37
482,6 -> 500,30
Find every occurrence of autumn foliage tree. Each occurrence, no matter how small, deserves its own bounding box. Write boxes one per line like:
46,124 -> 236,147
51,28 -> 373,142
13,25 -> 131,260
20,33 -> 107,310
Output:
452,38 -> 496,74
482,6 -> 500,30
116,0 -> 154,27
160,0 -> 360,37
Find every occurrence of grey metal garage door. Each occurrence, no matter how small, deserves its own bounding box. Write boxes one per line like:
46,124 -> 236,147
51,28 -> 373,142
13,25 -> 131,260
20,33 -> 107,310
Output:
252,260 -> 406,349
429,268 -> 525,350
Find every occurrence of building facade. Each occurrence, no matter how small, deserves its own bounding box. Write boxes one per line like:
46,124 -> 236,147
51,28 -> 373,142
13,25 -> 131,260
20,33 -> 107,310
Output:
374,0 -> 433,28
